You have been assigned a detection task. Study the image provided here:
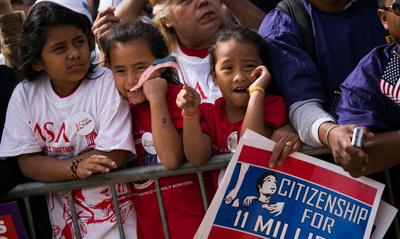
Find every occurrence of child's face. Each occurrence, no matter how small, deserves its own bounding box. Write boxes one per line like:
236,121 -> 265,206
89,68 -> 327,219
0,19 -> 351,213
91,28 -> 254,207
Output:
212,39 -> 262,108
32,25 -> 91,96
109,40 -> 156,104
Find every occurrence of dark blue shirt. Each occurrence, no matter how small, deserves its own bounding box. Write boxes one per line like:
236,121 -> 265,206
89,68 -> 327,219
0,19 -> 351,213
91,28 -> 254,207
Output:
337,42 -> 400,133
258,0 -> 389,113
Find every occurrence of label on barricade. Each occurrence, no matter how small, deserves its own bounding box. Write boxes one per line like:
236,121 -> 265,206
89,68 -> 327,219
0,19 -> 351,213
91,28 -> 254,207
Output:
195,130 -> 387,239
0,201 -> 28,239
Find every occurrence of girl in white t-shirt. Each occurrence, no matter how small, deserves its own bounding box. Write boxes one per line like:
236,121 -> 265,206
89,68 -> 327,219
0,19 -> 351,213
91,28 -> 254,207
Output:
0,1 -> 137,238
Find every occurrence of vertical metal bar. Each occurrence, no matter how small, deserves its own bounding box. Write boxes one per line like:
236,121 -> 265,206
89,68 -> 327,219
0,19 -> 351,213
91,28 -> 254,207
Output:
67,191 -> 81,239
154,178 -> 170,239
109,184 -> 126,239
196,172 -> 209,211
384,170 -> 400,237
23,197 -> 36,239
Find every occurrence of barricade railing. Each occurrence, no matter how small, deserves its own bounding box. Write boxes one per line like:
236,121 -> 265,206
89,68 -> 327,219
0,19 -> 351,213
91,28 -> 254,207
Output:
0,145 -> 330,239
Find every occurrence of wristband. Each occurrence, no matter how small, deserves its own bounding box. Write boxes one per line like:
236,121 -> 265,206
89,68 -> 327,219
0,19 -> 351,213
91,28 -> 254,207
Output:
325,125 -> 340,149
70,159 -> 82,180
249,87 -> 265,96
182,112 -> 198,119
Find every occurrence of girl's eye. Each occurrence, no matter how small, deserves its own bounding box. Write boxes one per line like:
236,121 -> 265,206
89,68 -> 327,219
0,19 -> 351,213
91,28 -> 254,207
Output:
136,66 -> 148,72
222,66 -> 232,71
245,64 -> 256,69
53,46 -> 64,52
115,69 -> 126,74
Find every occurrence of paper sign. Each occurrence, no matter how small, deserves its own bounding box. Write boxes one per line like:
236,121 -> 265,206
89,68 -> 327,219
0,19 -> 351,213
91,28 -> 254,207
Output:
0,201 -> 28,239
195,130 -> 385,239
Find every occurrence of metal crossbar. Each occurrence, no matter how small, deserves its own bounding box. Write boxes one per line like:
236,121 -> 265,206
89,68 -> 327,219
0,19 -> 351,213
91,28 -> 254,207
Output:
0,146 -> 330,239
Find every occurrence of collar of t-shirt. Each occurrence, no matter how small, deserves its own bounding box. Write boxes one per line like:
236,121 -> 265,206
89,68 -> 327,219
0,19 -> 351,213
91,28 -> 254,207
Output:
178,43 -> 209,59
55,80 -> 83,98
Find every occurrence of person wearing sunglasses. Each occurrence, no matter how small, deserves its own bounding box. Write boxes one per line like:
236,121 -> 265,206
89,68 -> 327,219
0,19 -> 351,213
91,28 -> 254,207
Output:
335,0 -> 400,237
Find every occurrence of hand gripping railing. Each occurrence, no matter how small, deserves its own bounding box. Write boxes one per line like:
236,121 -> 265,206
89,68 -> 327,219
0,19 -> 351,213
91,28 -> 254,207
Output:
0,145 -> 330,239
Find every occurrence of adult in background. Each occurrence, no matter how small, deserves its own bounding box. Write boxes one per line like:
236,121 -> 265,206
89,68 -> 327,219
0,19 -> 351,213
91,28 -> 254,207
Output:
336,0 -> 400,236
258,0 -> 389,164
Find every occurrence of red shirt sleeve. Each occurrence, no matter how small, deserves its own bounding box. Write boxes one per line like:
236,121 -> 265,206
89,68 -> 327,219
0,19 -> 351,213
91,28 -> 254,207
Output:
263,94 -> 288,128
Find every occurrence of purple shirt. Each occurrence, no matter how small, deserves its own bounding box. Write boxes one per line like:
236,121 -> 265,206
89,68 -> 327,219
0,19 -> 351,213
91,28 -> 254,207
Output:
337,42 -> 400,133
258,0 -> 389,115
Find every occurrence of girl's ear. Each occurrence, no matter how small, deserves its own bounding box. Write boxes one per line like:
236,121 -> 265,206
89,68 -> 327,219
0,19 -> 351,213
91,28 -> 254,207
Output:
162,17 -> 172,28
31,60 -> 44,72
210,68 -> 218,86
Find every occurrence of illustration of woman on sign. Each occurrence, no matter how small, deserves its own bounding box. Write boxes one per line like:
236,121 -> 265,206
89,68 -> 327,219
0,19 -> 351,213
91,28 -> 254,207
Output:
230,170 -> 284,217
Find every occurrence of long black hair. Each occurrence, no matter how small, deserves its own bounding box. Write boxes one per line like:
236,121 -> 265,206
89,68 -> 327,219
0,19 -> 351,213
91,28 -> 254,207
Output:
105,20 -> 181,86
209,26 -> 271,75
18,1 -> 95,81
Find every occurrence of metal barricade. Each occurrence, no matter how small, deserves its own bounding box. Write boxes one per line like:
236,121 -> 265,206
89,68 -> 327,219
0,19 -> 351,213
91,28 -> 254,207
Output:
0,145 -> 331,239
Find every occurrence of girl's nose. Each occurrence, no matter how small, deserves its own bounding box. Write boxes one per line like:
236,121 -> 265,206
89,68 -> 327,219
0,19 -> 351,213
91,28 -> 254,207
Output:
68,46 -> 80,60
126,73 -> 139,87
233,70 -> 246,82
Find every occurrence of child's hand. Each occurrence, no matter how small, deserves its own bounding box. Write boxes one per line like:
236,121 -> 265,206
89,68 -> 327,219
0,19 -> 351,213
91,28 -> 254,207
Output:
176,85 -> 200,116
142,77 -> 168,102
76,155 -> 118,179
249,65 -> 271,92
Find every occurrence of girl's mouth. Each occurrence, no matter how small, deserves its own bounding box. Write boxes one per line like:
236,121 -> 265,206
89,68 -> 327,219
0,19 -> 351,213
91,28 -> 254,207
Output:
129,87 -> 142,95
233,86 -> 248,93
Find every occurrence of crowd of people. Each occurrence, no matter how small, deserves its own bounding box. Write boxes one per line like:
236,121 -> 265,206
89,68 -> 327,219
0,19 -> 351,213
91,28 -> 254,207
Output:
0,0 -> 398,238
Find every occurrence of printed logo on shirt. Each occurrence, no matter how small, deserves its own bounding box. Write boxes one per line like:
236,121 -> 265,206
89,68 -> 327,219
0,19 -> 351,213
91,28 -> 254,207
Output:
142,132 -> 158,155
85,131 -> 97,147
71,112 -> 95,136
195,82 -> 208,100
386,35 -> 394,44
33,122 -> 70,143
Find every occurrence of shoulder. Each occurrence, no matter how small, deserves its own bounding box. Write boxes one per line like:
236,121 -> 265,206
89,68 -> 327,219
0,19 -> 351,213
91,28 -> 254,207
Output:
86,67 -> 115,89
342,43 -> 394,89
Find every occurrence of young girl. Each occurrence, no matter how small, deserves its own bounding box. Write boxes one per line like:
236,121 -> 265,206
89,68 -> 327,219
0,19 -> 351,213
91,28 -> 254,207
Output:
177,26 -> 290,193
0,2 -> 137,238
105,20 -> 216,239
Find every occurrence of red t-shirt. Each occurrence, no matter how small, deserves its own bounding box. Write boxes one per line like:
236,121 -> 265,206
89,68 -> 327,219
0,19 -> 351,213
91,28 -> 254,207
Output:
130,83 -> 216,239
199,95 -> 288,186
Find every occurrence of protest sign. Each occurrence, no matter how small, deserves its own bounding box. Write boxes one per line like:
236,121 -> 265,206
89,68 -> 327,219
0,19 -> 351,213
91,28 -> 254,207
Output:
195,130 -> 385,239
0,201 -> 28,239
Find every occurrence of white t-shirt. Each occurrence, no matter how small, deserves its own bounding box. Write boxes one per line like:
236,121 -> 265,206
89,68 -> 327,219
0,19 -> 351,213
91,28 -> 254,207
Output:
172,46 -> 222,104
0,67 -> 137,239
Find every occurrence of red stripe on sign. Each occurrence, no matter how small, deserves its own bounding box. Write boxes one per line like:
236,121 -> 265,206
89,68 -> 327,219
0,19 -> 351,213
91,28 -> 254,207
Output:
0,214 -> 19,239
209,225 -> 263,239
237,145 -> 377,205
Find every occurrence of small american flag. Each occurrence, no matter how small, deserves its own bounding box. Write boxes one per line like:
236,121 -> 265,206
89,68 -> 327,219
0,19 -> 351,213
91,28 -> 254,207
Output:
379,51 -> 400,105
129,55 -> 180,92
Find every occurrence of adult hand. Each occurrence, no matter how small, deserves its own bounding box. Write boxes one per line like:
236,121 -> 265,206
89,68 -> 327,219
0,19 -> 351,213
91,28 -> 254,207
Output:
269,123 -> 302,168
327,124 -> 374,177
92,6 -> 122,53
0,0 -> 13,16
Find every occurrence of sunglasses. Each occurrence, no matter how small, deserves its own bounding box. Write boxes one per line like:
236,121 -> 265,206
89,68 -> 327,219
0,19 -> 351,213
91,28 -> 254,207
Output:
382,0 -> 400,16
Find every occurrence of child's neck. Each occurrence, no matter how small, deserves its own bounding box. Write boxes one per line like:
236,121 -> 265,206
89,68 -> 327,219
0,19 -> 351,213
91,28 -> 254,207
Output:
225,104 -> 247,123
